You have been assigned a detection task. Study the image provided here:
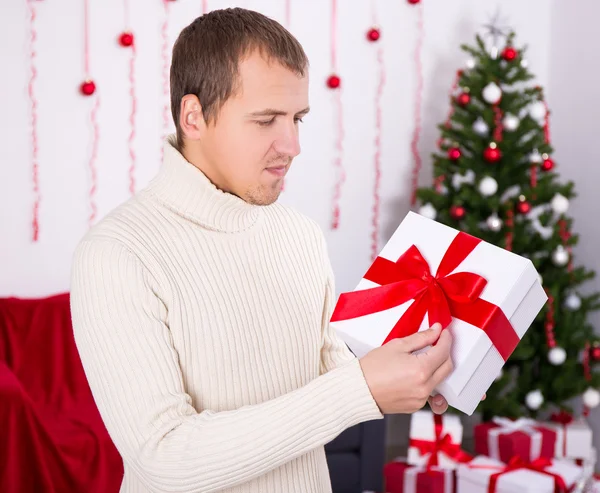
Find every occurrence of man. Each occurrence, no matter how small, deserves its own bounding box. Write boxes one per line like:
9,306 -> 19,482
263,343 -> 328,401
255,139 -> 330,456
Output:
70,8 -> 453,493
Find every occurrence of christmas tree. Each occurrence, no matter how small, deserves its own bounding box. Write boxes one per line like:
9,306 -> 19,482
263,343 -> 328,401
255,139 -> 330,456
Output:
415,25 -> 600,421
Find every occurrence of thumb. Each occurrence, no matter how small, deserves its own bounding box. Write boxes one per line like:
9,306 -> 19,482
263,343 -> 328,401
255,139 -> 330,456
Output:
399,323 -> 442,353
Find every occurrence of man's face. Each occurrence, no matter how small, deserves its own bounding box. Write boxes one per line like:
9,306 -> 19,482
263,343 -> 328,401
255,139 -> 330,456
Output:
198,51 -> 309,206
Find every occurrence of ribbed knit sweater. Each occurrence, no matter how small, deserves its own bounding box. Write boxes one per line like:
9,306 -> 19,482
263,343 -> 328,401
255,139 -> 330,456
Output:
70,137 -> 383,493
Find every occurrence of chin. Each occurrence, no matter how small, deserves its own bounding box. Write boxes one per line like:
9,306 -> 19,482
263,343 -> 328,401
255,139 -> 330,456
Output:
245,185 -> 282,206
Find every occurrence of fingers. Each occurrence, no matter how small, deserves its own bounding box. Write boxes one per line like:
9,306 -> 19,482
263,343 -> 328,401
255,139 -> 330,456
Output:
416,328 -> 453,372
428,351 -> 454,388
428,394 -> 449,415
399,323 -> 442,353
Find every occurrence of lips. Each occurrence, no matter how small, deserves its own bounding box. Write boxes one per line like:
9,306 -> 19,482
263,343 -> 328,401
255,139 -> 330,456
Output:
266,165 -> 287,177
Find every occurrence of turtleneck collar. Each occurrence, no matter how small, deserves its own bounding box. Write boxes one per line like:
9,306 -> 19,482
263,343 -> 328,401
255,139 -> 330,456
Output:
145,136 -> 262,233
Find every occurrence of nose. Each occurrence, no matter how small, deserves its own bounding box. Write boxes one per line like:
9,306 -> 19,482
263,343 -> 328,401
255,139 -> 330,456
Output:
274,122 -> 301,158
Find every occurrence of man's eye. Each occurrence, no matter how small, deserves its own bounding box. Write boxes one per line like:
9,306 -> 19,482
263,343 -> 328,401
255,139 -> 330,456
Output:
257,118 -> 275,127
294,117 -> 303,124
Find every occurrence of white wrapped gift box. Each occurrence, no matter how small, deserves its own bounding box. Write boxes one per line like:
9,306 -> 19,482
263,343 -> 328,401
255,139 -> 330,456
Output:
331,212 -> 547,415
457,455 -> 583,493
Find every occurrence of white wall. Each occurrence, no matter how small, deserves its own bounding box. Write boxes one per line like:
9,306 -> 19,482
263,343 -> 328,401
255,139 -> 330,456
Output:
4,0 -> 585,451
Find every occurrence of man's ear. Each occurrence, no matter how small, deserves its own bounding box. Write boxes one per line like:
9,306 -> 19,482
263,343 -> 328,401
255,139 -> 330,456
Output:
179,95 -> 205,141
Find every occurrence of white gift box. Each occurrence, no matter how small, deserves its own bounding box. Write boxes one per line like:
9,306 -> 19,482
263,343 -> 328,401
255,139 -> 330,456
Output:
407,410 -> 464,469
331,212 -> 547,415
541,417 -> 594,460
564,447 -> 596,481
457,455 -> 583,493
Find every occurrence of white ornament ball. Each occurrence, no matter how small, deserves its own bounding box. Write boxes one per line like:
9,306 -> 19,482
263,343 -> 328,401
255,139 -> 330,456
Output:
521,59 -> 529,68
552,246 -> 570,267
503,113 -> 520,132
482,82 -> 502,104
487,213 -> 503,232
525,389 -> 544,410
551,194 -> 570,215
548,347 -> 567,365
529,101 -> 547,122
583,388 -> 600,409
478,176 -> 498,197
418,203 -> 437,220
465,58 -> 476,69
564,293 -> 582,311
473,118 -> 489,136
529,150 -> 543,163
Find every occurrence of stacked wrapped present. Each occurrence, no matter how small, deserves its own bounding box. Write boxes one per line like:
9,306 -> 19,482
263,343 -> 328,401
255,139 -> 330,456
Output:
329,212 -> 598,492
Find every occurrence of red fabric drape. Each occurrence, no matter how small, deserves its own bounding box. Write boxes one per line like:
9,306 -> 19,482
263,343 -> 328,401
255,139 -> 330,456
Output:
0,293 -> 123,492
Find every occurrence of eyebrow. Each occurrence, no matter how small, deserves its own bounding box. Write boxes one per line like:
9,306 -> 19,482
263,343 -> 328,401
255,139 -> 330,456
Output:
247,107 -> 310,118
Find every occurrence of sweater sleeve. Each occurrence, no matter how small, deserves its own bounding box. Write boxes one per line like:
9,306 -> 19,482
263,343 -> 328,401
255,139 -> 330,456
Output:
70,239 -> 382,493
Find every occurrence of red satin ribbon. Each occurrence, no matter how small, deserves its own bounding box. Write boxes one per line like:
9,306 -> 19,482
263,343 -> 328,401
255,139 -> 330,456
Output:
331,231 -> 519,361
486,457 -> 568,493
410,414 -> 472,468
551,411 -> 574,457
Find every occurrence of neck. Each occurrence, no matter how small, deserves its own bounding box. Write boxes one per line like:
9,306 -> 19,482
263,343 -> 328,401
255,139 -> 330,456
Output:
145,136 -> 261,233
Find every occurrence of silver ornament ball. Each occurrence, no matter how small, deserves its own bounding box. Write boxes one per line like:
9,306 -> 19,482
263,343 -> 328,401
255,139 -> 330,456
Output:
473,118 -> 489,136
503,114 -> 520,132
482,82 -> 502,104
548,347 -> 567,365
564,293 -> 582,311
551,194 -> 570,215
583,388 -> 600,409
529,101 -> 547,122
552,246 -> 570,266
465,58 -> 476,69
486,213 -> 503,232
525,389 -> 544,410
418,203 -> 437,220
478,176 -> 498,197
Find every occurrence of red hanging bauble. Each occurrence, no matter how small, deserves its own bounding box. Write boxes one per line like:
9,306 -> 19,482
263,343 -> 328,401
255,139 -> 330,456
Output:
502,47 -> 518,62
367,27 -> 380,42
516,196 -> 532,214
483,142 -> 502,163
541,158 -> 555,171
80,80 -> 96,96
457,92 -> 471,106
448,147 -> 461,161
119,32 -> 134,47
407,0 -> 421,4
590,344 -> 600,362
450,205 -> 466,220
326,74 -> 341,89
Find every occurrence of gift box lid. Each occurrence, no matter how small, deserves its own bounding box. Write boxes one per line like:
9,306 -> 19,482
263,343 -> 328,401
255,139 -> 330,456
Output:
458,455 -> 583,493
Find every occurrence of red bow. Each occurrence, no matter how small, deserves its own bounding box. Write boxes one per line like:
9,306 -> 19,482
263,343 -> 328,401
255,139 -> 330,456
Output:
410,415 -> 472,468
550,410 -> 574,457
331,231 -> 519,361
488,457 -> 568,493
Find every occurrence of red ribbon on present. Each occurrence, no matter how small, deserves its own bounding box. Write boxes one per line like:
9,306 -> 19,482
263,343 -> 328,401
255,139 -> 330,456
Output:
550,410 -> 574,457
486,457 -> 568,493
331,231 -> 520,361
409,414 -> 472,468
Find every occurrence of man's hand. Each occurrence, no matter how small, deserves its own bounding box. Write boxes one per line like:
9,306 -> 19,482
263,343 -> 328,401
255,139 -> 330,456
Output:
427,392 -> 487,415
359,323 -> 453,414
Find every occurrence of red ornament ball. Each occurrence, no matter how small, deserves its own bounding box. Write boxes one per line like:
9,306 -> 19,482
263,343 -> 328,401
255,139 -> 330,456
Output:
541,158 -> 555,171
457,92 -> 471,106
483,143 -> 502,163
591,345 -> 600,362
367,28 -> 380,42
448,147 -> 461,161
450,205 -> 466,220
119,32 -> 134,47
80,80 -> 96,96
516,200 -> 532,214
326,74 -> 341,89
407,0 -> 421,4
502,47 -> 518,61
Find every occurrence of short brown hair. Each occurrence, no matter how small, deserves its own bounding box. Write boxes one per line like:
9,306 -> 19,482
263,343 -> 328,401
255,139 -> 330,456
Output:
170,8 -> 309,150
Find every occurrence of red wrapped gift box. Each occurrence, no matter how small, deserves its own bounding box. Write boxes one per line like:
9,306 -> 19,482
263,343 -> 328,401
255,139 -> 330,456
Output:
384,460 -> 455,493
474,417 -> 557,464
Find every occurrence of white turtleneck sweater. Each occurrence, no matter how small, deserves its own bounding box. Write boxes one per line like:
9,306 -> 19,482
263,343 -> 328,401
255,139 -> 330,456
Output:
70,137 -> 383,493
